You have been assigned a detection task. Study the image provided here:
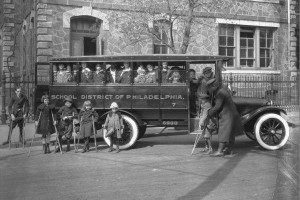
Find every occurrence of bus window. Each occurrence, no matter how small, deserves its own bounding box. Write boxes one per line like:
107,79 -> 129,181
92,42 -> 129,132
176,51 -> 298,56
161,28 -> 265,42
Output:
133,62 -> 159,85
53,63 -> 73,85
92,63 -> 105,84
161,62 -> 187,85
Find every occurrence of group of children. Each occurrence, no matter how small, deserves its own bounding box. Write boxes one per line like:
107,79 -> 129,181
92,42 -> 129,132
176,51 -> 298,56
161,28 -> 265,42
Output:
35,95 -> 123,154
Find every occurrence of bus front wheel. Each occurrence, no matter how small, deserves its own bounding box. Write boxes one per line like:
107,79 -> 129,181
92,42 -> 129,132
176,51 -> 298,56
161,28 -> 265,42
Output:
103,115 -> 139,150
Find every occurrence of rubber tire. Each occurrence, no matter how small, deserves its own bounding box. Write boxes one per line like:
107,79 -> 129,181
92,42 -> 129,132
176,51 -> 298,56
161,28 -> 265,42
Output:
103,115 -> 138,150
255,113 -> 289,150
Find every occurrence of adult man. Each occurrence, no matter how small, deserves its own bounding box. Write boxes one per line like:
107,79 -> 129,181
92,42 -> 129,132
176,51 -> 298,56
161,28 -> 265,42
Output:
206,78 -> 243,157
117,62 -> 132,84
106,64 -> 120,83
160,62 -> 171,83
2,86 -> 29,145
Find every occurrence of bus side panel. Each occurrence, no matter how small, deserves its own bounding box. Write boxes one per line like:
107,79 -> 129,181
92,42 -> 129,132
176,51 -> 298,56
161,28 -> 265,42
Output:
78,87 -> 105,108
104,86 -> 132,109
49,86 -> 78,108
160,86 -> 188,109
132,86 -> 160,109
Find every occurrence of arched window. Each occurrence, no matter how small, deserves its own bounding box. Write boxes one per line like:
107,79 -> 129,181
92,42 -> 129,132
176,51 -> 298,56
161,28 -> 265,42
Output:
70,16 -> 100,56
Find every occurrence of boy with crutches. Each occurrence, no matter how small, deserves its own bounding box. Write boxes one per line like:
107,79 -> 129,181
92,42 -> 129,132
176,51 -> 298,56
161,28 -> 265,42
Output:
55,97 -> 78,152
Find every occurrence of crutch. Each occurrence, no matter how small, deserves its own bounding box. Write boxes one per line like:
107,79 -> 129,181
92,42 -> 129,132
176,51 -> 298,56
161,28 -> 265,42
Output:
191,117 -> 209,155
8,119 -> 13,149
73,117 -> 81,153
28,112 -> 41,157
92,115 -> 98,152
22,118 -> 26,148
53,112 -> 63,154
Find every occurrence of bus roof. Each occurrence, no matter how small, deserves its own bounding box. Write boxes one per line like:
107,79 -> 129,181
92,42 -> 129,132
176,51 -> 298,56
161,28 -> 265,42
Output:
50,54 -> 230,64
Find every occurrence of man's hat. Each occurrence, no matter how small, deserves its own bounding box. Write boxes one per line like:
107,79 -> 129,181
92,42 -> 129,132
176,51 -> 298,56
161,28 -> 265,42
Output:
41,95 -> 49,102
63,96 -> 73,103
203,67 -> 212,74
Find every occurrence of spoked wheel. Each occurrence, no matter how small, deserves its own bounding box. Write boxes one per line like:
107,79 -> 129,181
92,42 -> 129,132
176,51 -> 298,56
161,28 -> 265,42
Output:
103,115 -> 138,150
255,113 -> 289,150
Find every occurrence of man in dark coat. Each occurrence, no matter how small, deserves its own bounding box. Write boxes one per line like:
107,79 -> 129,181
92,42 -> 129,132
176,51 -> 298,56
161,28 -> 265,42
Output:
117,62 -> 132,84
106,64 -> 120,83
206,78 -> 243,157
2,86 -> 29,145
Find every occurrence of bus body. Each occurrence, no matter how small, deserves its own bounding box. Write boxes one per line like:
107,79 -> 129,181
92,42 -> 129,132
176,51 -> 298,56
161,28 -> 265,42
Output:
46,55 -> 228,149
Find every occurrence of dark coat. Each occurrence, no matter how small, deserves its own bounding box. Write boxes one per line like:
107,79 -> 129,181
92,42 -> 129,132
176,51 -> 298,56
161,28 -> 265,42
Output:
117,70 -> 132,84
104,111 -> 124,139
208,86 -> 243,143
106,69 -> 121,83
93,71 -> 105,83
161,69 -> 171,83
35,103 -> 56,136
57,105 -> 78,137
8,93 -> 29,116
78,109 -> 99,137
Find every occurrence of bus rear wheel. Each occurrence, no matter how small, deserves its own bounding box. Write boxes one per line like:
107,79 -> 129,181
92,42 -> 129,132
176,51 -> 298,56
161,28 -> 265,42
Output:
103,115 -> 139,150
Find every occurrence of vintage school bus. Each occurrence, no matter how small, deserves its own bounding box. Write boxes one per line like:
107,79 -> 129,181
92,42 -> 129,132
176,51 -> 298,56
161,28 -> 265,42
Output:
46,54 -> 290,151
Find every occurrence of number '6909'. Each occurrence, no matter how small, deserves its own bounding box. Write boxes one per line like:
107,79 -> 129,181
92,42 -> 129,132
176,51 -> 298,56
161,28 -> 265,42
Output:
162,121 -> 178,125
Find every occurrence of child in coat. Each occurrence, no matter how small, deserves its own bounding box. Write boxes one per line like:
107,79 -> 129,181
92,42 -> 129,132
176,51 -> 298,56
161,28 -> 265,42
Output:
104,102 -> 124,153
55,96 -> 78,152
78,100 -> 99,153
198,92 -> 217,154
35,95 -> 57,154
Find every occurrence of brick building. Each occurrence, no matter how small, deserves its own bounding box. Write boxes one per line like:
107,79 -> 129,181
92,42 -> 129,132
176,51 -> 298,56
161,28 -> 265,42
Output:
0,0 -> 299,109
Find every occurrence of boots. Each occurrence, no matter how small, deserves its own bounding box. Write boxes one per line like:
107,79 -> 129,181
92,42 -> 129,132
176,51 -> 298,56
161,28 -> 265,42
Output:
81,138 -> 89,153
108,138 -> 113,152
116,139 -> 120,153
46,143 -> 51,154
210,142 -> 226,157
43,144 -> 46,154
66,139 -> 71,152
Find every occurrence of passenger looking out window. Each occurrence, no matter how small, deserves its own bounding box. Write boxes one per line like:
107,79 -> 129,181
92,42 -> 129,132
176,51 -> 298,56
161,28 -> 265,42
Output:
93,64 -> 105,83
169,69 -> 182,83
117,62 -> 132,84
161,62 -> 172,83
134,66 -> 148,84
146,64 -> 157,83
80,62 -> 93,83
106,64 -> 120,83
56,64 -> 72,83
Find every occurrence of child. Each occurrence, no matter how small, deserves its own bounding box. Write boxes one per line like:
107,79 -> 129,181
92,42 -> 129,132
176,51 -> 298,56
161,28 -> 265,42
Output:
198,92 -> 216,154
103,102 -> 124,153
134,67 -> 148,84
55,96 -> 78,152
35,95 -> 56,154
169,70 -> 182,83
78,100 -> 99,153
56,64 -> 72,83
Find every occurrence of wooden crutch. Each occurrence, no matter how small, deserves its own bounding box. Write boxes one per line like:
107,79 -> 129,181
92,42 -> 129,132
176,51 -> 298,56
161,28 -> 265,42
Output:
8,119 -> 13,149
191,117 -> 209,155
92,115 -> 98,152
28,112 -> 42,157
52,111 -> 62,154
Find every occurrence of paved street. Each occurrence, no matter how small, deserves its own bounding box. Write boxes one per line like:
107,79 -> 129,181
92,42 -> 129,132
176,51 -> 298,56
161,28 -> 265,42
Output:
0,112 -> 299,200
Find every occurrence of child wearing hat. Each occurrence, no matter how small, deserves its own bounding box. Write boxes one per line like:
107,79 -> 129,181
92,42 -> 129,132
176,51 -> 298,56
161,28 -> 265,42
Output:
198,92 -> 216,154
55,96 -> 78,152
103,102 -> 124,153
35,95 -> 57,154
78,100 -> 99,153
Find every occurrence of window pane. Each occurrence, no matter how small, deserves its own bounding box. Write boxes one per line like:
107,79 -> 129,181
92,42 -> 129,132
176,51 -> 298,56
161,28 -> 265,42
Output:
248,39 -> 254,47
240,59 -> 246,66
260,58 -> 266,67
240,39 -> 247,47
240,49 -> 246,58
227,58 -> 234,67
247,60 -> 254,67
260,49 -> 266,58
227,47 -> 234,56
227,26 -> 234,36
260,38 -> 266,48
219,47 -> 226,55
267,30 -> 273,38
219,26 -> 227,35
219,36 -> 227,45
260,30 -> 266,38
248,49 -> 254,58
227,37 -> 234,46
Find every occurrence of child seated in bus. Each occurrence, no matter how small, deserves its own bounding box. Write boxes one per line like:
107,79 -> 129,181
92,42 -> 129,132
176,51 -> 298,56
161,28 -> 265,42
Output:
134,66 -> 148,83
169,70 -> 182,83
56,64 -> 72,83
146,64 -> 157,83
198,92 -> 217,154
93,64 -> 105,83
